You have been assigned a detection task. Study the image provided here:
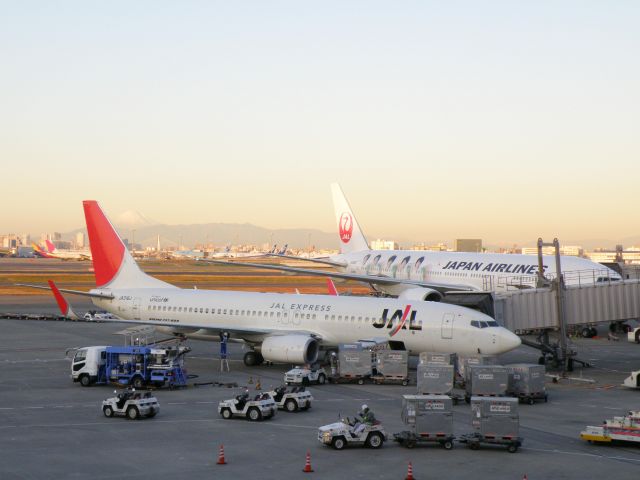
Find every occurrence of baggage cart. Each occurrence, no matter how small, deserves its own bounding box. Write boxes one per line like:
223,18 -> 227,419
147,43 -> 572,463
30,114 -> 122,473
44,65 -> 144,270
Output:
465,365 -> 508,402
373,350 -> 409,385
416,364 -> 454,395
394,394 -> 454,449
461,396 -> 522,452
506,363 -> 548,404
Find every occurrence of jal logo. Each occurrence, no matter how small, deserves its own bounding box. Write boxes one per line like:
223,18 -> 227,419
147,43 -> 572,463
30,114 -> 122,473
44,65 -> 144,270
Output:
339,212 -> 353,243
373,305 -> 422,336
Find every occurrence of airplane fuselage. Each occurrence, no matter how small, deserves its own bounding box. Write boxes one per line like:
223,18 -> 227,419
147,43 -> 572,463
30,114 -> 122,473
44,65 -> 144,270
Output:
332,250 -> 621,293
91,287 -> 520,356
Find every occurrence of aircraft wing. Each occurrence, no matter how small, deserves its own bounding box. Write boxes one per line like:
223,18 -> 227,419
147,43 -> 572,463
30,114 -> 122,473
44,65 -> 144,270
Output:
265,253 -> 347,267
16,283 -> 115,299
198,259 -> 477,294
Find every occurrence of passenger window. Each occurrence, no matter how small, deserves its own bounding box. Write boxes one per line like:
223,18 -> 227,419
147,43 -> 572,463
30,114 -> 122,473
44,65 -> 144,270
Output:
331,315 -> 335,321
189,307 -> 193,313
205,308 -> 209,314
306,314 -> 310,320
270,312 -> 274,317
338,316 -> 342,321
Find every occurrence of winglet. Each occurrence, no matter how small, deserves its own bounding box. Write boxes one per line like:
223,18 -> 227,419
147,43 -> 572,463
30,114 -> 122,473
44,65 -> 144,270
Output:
326,278 -> 339,296
330,183 -> 369,254
48,280 -> 79,320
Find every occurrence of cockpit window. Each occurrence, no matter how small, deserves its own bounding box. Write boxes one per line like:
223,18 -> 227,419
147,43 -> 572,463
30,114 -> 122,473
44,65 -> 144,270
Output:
471,320 -> 498,328
372,255 -> 381,266
362,254 -> 371,266
414,257 -> 425,271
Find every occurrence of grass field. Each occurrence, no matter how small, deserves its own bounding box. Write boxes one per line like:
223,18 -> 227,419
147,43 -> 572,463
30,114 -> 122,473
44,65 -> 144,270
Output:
0,258 -> 370,296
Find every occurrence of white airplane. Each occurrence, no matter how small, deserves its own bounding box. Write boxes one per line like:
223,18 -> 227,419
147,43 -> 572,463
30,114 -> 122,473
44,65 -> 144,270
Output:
35,240 -> 92,261
20,201 -> 520,366
216,183 -> 622,302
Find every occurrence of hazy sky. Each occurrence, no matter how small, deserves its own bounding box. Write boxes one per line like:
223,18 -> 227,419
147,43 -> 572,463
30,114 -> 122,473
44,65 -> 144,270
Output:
2,1 -> 639,246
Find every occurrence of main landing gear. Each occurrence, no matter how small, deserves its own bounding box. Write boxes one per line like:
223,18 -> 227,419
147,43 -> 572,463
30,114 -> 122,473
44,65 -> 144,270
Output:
244,350 -> 264,367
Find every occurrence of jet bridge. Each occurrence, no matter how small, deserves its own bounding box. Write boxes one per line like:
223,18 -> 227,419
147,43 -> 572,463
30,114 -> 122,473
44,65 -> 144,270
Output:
493,278 -> 640,333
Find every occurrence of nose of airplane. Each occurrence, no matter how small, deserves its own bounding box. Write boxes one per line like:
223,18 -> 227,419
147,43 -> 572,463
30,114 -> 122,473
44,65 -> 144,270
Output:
500,329 -> 521,352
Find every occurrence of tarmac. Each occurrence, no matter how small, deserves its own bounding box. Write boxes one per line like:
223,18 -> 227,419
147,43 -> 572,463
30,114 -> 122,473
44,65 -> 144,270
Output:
0,297 -> 638,480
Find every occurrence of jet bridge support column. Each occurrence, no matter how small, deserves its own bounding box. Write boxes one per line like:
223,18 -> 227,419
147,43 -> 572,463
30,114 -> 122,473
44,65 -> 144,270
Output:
537,238 -> 574,373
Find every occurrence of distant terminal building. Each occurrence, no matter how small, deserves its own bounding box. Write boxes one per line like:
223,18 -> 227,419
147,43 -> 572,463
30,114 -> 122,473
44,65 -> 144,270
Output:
454,239 -> 482,253
411,242 -> 449,251
75,232 -> 85,249
521,245 -> 583,257
1,233 -> 30,248
586,246 -> 640,265
370,239 -> 399,250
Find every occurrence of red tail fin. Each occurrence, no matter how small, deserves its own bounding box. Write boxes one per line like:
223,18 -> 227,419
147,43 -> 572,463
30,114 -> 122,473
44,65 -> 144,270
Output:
45,239 -> 56,253
83,201 -> 125,287
48,280 -> 69,315
326,278 -> 339,296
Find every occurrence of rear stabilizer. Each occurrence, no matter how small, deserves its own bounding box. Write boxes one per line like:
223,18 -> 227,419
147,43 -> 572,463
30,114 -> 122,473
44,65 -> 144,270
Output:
48,280 -> 79,320
83,201 -> 174,290
330,183 -> 369,254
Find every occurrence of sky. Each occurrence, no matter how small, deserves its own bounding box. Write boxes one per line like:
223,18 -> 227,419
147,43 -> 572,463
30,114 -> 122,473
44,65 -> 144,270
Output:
1,1 -> 639,247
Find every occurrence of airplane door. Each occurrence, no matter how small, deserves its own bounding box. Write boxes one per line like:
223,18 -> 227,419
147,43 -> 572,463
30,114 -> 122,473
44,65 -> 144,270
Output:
132,298 -> 141,320
441,313 -> 454,339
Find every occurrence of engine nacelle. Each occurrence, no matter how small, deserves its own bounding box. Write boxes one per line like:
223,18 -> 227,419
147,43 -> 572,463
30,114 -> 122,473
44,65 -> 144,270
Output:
260,335 -> 319,364
397,287 -> 442,302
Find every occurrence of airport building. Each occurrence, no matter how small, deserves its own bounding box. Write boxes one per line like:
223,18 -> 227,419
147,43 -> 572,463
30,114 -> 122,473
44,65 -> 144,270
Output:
521,245 -> 583,257
455,238 -> 482,253
370,239 -> 399,250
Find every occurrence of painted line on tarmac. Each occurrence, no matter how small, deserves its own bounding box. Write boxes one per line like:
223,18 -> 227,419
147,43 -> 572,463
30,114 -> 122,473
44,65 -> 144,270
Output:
527,447 -> 640,464
0,418 -> 317,430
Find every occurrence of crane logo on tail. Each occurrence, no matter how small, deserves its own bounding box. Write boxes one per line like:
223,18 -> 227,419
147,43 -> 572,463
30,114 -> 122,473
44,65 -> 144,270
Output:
339,212 -> 353,243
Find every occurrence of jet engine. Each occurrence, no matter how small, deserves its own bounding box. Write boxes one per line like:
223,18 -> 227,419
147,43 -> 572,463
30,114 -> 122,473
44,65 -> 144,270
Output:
260,335 -> 319,364
397,287 -> 442,302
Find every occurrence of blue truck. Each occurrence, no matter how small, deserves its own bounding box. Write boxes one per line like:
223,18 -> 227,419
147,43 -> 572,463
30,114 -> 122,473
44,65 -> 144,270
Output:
71,344 -> 189,389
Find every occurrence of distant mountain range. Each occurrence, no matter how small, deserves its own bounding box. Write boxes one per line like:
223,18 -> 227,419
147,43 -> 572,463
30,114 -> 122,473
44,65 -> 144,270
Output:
64,213 -> 341,250
60,210 -> 640,251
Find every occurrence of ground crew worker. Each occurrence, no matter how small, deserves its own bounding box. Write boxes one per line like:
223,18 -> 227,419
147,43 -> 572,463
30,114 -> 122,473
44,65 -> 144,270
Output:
352,404 -> 375,437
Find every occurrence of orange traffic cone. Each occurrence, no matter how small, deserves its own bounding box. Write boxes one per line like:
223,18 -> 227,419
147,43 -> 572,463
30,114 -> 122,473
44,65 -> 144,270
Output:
255,377 -> 262,390
405,461 -> 415,480
216,444 -> 227,465
302,451 -> 314,473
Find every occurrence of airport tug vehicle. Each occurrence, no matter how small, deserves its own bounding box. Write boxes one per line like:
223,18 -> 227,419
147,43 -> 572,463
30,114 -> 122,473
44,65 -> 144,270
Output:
318,417 -> 387,450
218,391 -> 277,421
265,385 -> 313,412
580,410 -> 640,445
623,370 -> 640,389
102,389 -> 159,420
284,366 -> 327,386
